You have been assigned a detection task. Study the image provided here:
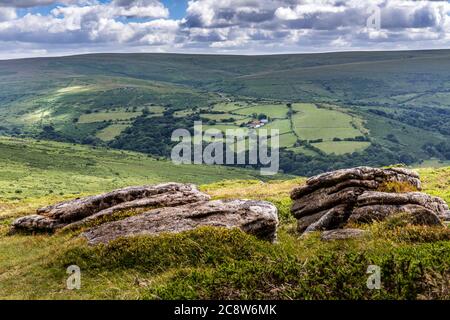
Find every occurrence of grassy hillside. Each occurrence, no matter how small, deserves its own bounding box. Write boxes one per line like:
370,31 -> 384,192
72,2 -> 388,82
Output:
0,137 -> 286,220
1,50 -> 449,174
0,157 -> 449,299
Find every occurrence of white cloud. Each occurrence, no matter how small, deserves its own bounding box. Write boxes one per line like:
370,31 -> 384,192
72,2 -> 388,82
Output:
275,3 -> 346,21
52,1 -> 169,20
182,0 -> 450,52
0,0 -> 82,8
0,7 -> 16,21
0,0 -> 450,58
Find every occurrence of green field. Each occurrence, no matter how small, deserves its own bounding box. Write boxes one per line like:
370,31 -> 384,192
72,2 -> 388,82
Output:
0,137 -> 285,208
234,104 -> 289,119
96,124 -> 130,141
173,109 -> 194,117
313,141 -> 371,155
212,102 -> 247,112
286,146 -> 317,156
203,124 -> 241,133
276,133 -> 298,148
292,103 -> 363,140
78,111 -> 141,124
201,113 -> 246,121
264,119 -> 292,135
147,106 -> 166,113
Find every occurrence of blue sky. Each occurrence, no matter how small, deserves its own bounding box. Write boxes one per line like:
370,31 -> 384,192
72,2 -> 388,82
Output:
161,0 -> 188,19
0,0 -> 449,59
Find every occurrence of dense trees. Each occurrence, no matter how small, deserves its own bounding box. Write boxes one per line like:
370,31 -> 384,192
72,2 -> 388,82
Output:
110,114 -> 190,157
277,143 -> 418,176
369,106 -> 450,136
423,141 -> 450,160
38,125 -> 67,142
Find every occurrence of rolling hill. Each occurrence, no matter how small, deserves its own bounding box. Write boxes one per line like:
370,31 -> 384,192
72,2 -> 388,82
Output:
1,50 -> 450,175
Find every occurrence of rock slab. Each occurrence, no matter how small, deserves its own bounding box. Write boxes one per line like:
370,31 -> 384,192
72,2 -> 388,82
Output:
12,183 -> 210,232
83,199 -> 279,245
350,191 -> 448,225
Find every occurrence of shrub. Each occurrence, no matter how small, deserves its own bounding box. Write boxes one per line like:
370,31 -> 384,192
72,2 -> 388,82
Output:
267,196 -> 294,223
148,241 -> 450,300
55,227 -> 268,272
372,222 -> 450,243
54,225 -> 450,300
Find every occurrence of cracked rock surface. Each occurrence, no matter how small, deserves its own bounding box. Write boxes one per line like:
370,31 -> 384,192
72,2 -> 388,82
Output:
12,183 -> 210,232
11,184 -> 279,244
290,167 -> 449,235
83,199 -> 279,245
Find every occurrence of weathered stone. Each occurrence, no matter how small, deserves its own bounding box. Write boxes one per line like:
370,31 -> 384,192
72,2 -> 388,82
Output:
296,212 -> 324,233
291,186 -> 367,218
443,211 -> 450,221
83,199 -> 279,245
12,183 -> 210,232
11,214 -> 66,232
291,166 -> 421,200
321,228 -> 368,241
304,204 -> 349,233
350,204 -> 442,226
355,191 -> 449,219
62,186 -> 211,230
38,183 -> 210,222
290,167 -> 448,234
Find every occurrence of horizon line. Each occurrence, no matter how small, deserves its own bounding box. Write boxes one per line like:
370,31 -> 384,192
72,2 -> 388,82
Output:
1,47 -> 450,62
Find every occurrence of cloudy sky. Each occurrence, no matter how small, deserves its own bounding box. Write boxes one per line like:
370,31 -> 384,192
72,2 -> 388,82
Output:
0,0 -> 449,59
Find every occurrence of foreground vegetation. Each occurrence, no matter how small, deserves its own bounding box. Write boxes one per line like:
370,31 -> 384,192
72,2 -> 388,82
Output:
0,138 -> 449,299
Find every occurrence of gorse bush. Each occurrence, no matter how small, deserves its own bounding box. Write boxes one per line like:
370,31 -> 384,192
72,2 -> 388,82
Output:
377,181 -> 419,193
147,238 -> 450,300
371,222 -> 450,243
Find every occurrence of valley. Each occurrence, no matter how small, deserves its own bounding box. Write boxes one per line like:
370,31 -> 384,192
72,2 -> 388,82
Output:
0,50 -> 450,175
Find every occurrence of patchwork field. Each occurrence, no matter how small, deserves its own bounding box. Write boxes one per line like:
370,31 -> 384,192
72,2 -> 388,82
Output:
199,100 -> 370,154
1,52 -> 449,175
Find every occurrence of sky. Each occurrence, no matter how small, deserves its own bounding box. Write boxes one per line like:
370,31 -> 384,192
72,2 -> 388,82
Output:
0,0 -> 449,59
